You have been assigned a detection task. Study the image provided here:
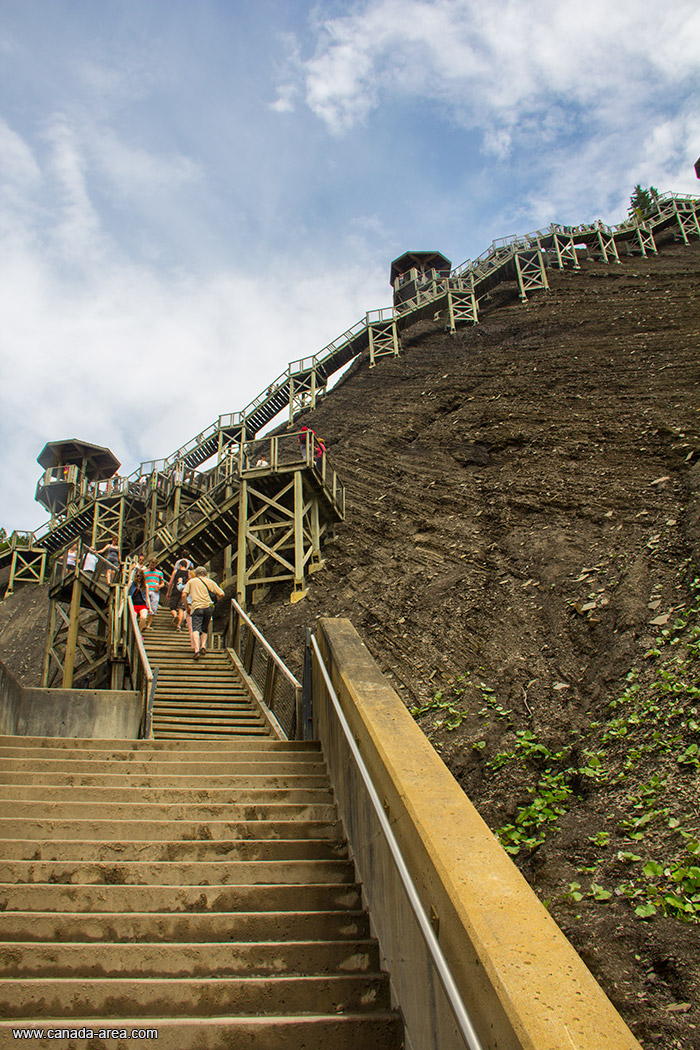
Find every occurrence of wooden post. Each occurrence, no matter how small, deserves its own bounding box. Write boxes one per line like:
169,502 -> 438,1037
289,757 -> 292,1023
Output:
237,478 -> 248,608
41,601 -> 57,687
61,578 -> 83,688
293,469 -> 305,597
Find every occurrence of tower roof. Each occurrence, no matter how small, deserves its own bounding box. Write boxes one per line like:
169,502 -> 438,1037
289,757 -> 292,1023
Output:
37,439 -> 121,480
390,251 -> 452,285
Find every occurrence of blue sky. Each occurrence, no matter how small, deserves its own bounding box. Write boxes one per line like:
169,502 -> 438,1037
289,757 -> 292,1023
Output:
1,0 -> 699,532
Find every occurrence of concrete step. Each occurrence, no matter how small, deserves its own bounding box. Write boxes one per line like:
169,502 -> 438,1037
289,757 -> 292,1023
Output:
0,818 -> 342,841
0,772 -> 329,789
0,973 -> 391,1018
0,909 -> 370,944
0,838 -> 347,862
0,858 -> 355,886
0,722 -> 402,1044
0,800 -> 338,821
0,1013 -> 402,1048
0,758 -> 326,775
0,882 -> 362,913
0,745 -> 318,762
0,737 -> 319,753
0,785 -> 334,804
0,939 -> 380,977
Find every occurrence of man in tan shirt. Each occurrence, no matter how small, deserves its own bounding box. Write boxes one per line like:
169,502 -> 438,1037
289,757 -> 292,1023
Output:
181,566 -> 225,660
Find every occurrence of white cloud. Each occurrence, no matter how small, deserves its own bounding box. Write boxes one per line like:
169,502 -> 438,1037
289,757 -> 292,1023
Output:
295,0 -> 700,155
89,129 -> 203,198
0,117 -> 40,187
0,119 -> 389,532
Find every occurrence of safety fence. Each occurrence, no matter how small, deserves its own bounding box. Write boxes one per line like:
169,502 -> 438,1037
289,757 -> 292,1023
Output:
225,598 -> 301,739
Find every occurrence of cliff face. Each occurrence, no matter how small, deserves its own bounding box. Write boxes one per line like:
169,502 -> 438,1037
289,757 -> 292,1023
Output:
253,236 -> 700,1049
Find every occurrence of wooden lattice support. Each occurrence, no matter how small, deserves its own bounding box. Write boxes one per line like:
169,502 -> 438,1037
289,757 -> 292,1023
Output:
444,276 -> 479,332
236,459 -> 337,609
514,247 -> 549,301
367,310 -> 400,368
288,366 -> 325,423
617,223 -> 658,258
591,228 -> 620,264
90,495 -> 126,550
4,545 -> 47,598
43,576 -> 112,689
674,201 -> 700,244
550,232 -> 580,270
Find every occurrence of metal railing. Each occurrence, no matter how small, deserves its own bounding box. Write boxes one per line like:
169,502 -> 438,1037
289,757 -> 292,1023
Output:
310,634 -> 484,1050
226,599 -> 301,739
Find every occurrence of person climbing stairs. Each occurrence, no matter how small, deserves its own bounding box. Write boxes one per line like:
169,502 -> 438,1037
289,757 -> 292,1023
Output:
143,610 -> 269,740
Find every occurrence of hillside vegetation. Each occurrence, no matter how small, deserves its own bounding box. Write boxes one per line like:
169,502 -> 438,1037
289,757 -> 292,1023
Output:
253,236 -> 700,1050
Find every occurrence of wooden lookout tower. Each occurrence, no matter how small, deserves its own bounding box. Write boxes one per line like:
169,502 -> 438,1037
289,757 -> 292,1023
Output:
390,251 -> 452,311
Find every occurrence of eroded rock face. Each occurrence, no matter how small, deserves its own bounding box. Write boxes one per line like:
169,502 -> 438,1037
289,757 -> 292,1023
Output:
0,584 -> 49,687
250,237 -> 700,1050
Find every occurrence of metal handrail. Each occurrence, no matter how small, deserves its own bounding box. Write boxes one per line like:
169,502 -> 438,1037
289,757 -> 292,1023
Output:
230,600 -> 301,690
228,599 -> 302,738
310,634 -> 484,1050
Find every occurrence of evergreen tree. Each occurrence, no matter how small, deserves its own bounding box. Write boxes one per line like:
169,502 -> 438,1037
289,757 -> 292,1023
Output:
629,184 -> 660,219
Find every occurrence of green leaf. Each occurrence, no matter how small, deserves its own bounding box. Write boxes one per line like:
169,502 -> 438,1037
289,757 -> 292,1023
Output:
643,861 -> 664,878
634,902 -> 657,918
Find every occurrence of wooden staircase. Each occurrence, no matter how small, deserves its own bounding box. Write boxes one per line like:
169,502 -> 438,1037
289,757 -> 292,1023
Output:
0,732 -> 403,1047
144,611 -> 268,740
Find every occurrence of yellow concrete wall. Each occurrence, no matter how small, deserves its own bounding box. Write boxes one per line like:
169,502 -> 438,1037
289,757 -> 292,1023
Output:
317,618 -> 642,1050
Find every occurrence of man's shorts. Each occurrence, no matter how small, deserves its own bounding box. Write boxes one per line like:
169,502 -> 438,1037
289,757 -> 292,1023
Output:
191,607 -> 213,634
148,590 -> 160,615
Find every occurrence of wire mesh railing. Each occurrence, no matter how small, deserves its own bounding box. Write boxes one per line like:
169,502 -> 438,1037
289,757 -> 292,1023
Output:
226,599 -> 302,739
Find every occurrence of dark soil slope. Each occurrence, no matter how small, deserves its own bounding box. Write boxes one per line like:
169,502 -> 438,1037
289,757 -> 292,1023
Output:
253,237 -> 700,1050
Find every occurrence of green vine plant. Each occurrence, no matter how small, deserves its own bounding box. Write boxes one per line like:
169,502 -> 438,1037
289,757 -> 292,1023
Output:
411,575 -> 700,925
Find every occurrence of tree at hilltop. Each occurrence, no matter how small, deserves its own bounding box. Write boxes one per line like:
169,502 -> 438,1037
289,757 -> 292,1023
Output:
629,183 -> 660,218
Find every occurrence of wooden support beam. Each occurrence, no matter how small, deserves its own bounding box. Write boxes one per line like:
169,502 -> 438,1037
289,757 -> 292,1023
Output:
292,469 -> 307,603
61,578 -> 83,688
514,247 -> 549,301
237,478 -> 248,608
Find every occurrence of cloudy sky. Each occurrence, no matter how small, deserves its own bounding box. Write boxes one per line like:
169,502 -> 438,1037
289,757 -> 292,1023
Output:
1,0 -> 699,532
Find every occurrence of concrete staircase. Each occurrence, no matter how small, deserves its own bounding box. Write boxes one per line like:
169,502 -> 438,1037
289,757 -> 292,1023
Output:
144,612 -> 269,740
0,734 -> 403,1048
